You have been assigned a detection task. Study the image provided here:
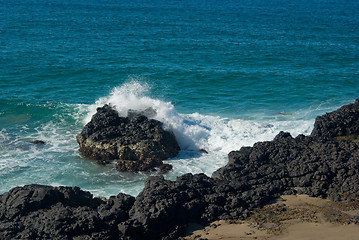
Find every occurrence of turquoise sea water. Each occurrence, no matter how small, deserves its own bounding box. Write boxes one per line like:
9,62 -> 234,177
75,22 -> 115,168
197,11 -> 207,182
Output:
1,0 -> 359,197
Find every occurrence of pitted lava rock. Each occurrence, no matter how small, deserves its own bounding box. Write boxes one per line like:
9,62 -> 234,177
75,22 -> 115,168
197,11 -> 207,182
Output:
2,100 -> 359,239
76,104 -> 179,172
311,99 -> 359,139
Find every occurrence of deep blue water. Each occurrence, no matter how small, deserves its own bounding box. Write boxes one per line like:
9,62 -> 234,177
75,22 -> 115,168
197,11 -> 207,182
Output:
1,0 -> 359,197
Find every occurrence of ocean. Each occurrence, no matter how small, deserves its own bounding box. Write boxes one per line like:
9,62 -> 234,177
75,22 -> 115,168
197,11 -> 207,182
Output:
1,0 -> 358,197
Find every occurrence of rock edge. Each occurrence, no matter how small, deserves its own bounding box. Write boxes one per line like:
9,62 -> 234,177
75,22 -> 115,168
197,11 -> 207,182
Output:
76,104 -> 180,172
2,100 -> 359,240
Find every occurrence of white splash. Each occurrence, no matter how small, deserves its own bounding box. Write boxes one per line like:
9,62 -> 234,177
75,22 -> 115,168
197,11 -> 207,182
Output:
84,80 -> 314,154
0,81 -> 316,198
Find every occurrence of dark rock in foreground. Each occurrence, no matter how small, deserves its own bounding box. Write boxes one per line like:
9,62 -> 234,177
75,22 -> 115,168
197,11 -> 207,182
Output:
2,100 -> 359,239
76,104 -> 180,172
311,99 -> 359,139
0,185 -> 132,239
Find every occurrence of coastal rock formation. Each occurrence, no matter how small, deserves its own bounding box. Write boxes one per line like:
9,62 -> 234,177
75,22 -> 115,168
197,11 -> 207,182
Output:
76,104 -> 180,172
2,100 -> 359,240
0,185 -> 118,239
213,131 -> 359,201
118,131 -> 359,239
311,99 -> 359,139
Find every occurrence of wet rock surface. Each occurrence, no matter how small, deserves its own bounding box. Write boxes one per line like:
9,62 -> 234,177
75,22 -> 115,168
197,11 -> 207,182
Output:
31,140 -> 46,145
2,100 -> 359,239
76,104 -> 180,172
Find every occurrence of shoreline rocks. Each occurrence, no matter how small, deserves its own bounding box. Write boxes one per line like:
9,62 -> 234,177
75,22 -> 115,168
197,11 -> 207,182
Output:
2,100 -> 359,239
311,99 -> 359,139
76,104 -> 180,172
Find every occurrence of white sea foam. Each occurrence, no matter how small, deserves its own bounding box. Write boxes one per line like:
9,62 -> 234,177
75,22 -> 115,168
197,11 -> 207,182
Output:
84,81 -> 314,154
0,81 -> 317,197
84,81 -> 205,151
78,81 -> 316,187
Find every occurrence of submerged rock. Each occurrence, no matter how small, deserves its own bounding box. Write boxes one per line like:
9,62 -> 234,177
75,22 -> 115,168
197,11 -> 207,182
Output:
76,104 -> 180,172
31,140 -> 46,145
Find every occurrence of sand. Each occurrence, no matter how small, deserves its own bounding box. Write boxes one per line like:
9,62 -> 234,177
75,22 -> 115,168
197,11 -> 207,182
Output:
185,195 -> 359,240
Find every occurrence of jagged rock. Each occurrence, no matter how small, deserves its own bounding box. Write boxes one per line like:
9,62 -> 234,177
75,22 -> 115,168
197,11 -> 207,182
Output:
213,131 -> 359,201
311,99 -> 359,139
97,193 -> 135,226
76,104 -> 180,172
0,185 -> 118,240
2,100 -> 359,240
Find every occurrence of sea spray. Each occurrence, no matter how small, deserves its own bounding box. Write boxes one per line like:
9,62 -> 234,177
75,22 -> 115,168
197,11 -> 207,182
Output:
84,81 -> 206,151
84,81 -> 314,153
1,82 -> 315,197
1,0 -> 358,202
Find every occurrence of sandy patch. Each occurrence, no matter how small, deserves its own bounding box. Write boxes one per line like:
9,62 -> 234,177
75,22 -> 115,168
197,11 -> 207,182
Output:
185,195 -> 359,240
273,222 -> 359,240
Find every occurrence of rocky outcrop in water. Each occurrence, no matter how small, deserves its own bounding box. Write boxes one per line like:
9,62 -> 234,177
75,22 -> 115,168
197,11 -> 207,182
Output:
76,104 -> 180,172
2,100 -> 359,240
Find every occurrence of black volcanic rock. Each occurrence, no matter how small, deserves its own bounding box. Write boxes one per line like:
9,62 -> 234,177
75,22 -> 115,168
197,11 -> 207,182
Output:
76,104 -> 180,172
97,193 -> 135,226
213,131 -> 359,201
311,99 -> 359,139
2,100 -> 359,240
0,185 -> 119,239
118,174 -> 218,239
